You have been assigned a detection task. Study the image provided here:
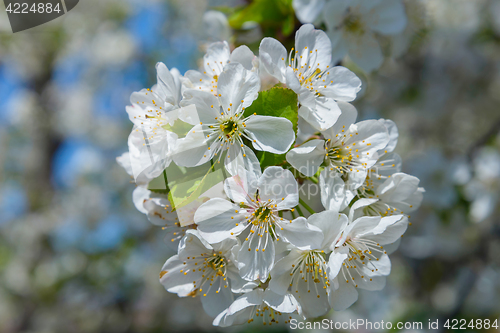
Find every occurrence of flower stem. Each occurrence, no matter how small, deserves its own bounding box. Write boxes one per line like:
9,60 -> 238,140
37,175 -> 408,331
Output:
299,198 -> 315,215
295,205 -> 305,217
308,176 -> 318,184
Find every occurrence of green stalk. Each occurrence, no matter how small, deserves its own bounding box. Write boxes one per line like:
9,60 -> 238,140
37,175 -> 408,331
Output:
308,176 -> 318,184
299,198 -> 315,215
295,205 -> 305,217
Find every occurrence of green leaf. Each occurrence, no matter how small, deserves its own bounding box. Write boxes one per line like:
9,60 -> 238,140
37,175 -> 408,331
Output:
243,86 -> 298,134
243,87 -> 298,169
257,151 -> 287,169
228,0 -> 295,35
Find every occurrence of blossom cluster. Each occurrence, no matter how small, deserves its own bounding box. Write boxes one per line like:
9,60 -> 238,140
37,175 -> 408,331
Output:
118,23 -> 424,327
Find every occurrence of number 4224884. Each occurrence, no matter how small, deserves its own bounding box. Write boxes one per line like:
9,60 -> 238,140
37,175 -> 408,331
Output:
6,2 -> 61,14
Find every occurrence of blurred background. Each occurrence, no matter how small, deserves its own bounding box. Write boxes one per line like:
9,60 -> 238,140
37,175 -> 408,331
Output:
0,0 -> 499,332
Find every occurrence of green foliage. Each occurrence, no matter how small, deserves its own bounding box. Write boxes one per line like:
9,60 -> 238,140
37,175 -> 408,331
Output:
244,86 -> 298,131
244,87 -> 298,168
228,0 -> 296,37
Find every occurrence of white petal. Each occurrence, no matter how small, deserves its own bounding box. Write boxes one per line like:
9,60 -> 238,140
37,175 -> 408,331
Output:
258,167 -> 299,209
269,249 -> 303,294
348,197 -> 379,221
276,217 -> 324,250
328,29 -> 348,64
292,0 -> 326,23
259,37 -> 287,82
264,290 -> 301,313
363,215 -> 408,245
179,90 -> 220,124
285,66 -> 304,94
320,169 -> 350,211
377,173 -> 420,203
225,145 -> 262,181
194,198 -> 248,243
144,197 -> 178,226
345,215 -> 382,238
218,63 -> 260,114
128,126 -> 177,182
360,253 -> 392,276
378,119 -> 398,153
366,0 -> 407,35
321,101 -> 357,140
293,270 -> 331,318
345,119 -> 390,161
213,289 -> 264,327
226,265 -> 259,293
390,187 -> 424,213
224,164 -> 260,204
329,278 -> 358,311
132,186 -> 150,214
244,115 -> 295,154
286,139 -> 326,177
237,233 -> 275,282
298,98 -> 342,131
308,210 -> 348,250
156,62 -> 182,106
183,70 -> 212,91
178,229 -> 213,258
294,24 -> 332,71
321,66 -> 362,102
230,45 -> 255,70
328,252 -> 348,280
297,114 -> 319,143
172,124 -> 213,167
323,0 -> 351,31
201,282 -> 234,318
345,32 -> 384,72
160,255 -> 199,296
116,152 -> 133,176
203,41 -> 231,74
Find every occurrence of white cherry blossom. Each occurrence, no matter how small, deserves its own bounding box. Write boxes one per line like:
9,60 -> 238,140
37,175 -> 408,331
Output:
173,63 -> 295,171
159,230 -> 255,318
213,288 -> 302,327
183,41 -> 256,95
286,102 -> 390,192
259,24 -> 361,130
324,0 -> 408,72
126,63 -> 183,180
319,119 -> 424,215
269,210 -> 348,318
328,212 -> 408,310
194,166 -> 323,282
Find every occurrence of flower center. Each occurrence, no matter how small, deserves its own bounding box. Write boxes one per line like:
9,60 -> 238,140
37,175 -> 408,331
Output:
248,304 -> 291,325
339,238 -> 387,287
206,252 -> 227,276
253,206 -> 272,224
289,250 -> 330,296
343,14 -> 364,34
180,251 -> 230,297
324,135 -> 369,176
